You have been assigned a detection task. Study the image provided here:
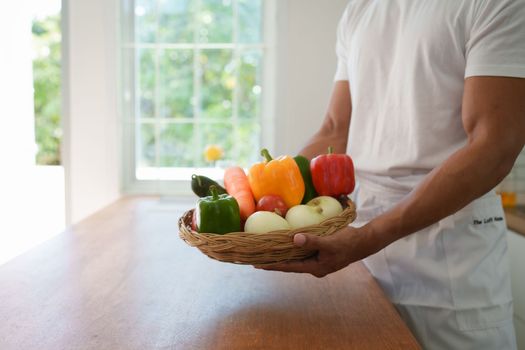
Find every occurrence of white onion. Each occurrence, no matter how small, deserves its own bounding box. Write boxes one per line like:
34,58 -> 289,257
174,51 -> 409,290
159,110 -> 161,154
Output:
307,196 -> 343,219
285,205 -> 325,229
245,211 -> 291,233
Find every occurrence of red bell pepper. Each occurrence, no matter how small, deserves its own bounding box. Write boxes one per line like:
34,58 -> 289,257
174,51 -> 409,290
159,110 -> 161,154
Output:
310,147 -> 355,196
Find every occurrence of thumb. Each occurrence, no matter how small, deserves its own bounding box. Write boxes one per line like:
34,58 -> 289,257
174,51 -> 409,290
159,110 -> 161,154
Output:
293,233 -> 323,250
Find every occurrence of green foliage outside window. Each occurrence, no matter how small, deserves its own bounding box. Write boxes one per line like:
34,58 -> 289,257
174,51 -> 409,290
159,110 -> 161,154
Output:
32,14 -> 62,165
132,0 -> 263,169
29,1 -> 263,169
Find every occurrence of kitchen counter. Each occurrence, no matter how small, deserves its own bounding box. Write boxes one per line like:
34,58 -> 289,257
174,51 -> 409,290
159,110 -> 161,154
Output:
505,206 -> 525,237
0,197 -> 420,350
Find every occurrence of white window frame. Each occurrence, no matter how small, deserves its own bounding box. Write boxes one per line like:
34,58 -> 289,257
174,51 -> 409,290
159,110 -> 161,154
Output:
118,0 -> 278,195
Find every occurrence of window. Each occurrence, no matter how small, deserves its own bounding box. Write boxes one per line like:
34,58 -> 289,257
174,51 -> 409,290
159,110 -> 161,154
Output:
32,2 -> 62,165
121,0 -> 271,192
0,0 -> 65,265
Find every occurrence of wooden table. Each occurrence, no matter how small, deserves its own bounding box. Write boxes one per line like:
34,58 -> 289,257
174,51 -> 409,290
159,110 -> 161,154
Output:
0,197 -> 420,350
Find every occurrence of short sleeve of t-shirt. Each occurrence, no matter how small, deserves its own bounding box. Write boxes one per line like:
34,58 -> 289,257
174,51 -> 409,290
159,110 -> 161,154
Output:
465,0 -> 525,78
334,4 -> 351,81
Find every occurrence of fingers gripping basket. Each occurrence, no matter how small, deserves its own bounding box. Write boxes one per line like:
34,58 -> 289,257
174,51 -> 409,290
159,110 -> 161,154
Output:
178,200 -> 356,265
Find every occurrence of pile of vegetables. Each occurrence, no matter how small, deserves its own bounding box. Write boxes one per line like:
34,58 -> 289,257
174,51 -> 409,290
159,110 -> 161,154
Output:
190,147 -> 355,235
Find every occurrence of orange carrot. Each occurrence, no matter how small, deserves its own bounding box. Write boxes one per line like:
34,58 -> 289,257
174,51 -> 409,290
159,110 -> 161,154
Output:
224,166 -> 256,221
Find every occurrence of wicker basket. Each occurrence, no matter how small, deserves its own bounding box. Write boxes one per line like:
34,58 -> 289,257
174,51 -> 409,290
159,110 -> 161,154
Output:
178,200 -> 356,265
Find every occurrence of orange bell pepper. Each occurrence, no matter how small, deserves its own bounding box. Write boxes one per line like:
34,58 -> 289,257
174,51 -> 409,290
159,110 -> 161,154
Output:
248,149 -> 305,208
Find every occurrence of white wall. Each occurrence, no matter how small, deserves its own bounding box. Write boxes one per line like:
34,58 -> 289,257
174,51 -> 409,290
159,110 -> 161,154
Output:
63,0 -> 120,224
273,0 -> 349,155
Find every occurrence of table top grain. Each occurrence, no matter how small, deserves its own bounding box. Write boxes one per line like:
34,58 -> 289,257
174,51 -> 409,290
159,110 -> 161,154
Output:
0,196 -> 420,350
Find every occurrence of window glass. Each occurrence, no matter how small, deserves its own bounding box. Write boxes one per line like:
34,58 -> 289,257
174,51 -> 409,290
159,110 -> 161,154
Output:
123,0 -> 265,181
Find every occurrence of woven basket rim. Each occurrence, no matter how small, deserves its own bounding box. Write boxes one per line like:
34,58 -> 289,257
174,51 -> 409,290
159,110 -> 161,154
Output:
178,199 -> 356,265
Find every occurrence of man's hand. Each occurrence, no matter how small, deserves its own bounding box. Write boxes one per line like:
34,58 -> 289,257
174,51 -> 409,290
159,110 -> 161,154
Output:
255,226 -> 380,278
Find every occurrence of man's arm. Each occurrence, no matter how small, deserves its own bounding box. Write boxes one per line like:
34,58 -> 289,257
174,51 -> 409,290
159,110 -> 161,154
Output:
366,76 -> 525,249
258,76 -> 525,277
298,81 -> 352,159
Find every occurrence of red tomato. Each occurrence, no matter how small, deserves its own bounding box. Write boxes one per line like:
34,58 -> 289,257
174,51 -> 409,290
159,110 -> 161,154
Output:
191,210 -> 198,231
256,195 -> 288,217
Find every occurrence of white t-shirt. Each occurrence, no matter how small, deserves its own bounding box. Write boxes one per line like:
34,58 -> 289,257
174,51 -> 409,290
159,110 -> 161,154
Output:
335,0 -> 525,192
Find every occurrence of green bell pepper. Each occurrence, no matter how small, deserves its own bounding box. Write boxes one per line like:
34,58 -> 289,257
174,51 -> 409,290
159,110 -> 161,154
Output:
195,186 -> 241,234
293,155 -> 318,204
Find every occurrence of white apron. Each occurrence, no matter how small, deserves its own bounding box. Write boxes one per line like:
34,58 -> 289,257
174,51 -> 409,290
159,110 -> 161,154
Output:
352,178 -> 517,350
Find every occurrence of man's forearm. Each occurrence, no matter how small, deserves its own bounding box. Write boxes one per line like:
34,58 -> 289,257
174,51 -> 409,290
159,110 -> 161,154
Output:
361,139 -> 522,252
359,76 -> 525,253
299,131 -> 347,160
